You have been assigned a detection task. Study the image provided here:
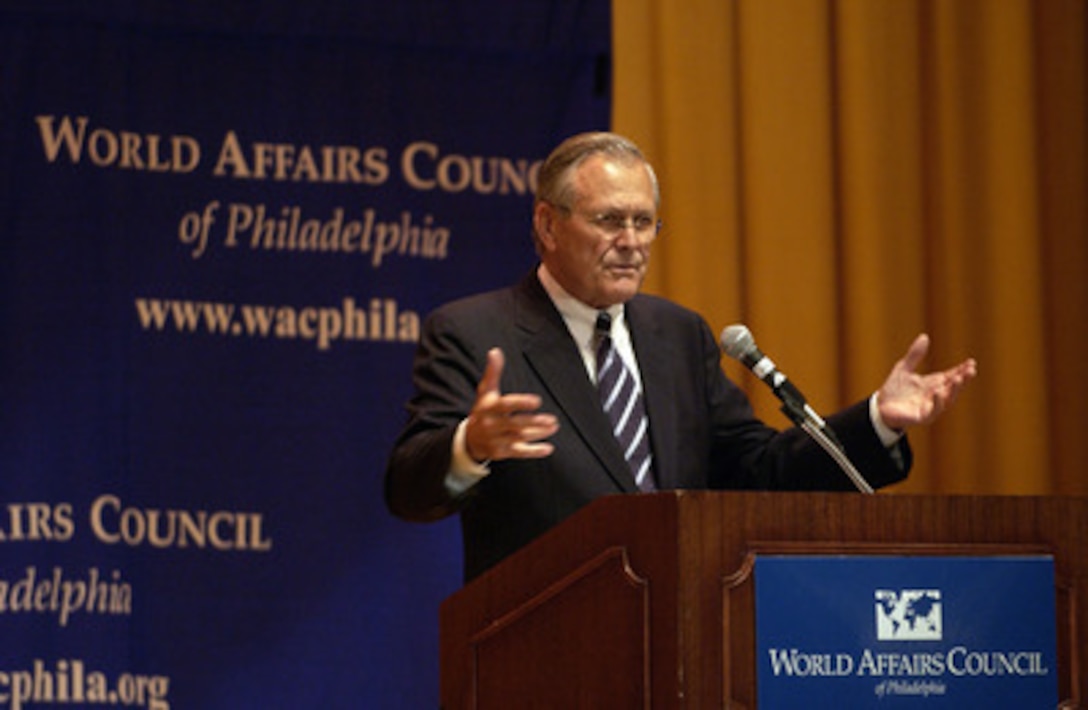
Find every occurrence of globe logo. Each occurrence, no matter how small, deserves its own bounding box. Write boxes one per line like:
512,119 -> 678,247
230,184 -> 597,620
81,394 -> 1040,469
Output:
875,589 -> 943,641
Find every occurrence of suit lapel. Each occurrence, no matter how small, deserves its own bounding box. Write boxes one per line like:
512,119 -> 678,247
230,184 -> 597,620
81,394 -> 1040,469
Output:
626,297 -> 679,489
513,274 -> 637,494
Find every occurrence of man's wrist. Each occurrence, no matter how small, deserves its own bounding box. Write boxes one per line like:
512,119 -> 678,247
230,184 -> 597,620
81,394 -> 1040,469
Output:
869,392 -> 903,448
445,419 -> 490,496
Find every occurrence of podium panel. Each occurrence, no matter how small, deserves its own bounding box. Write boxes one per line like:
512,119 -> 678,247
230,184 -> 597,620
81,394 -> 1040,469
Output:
440,492 -> 1087,708
471,548 -> 651,707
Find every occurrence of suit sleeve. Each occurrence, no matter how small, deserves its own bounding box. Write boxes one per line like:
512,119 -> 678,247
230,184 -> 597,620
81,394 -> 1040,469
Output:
384,307 -> 485,521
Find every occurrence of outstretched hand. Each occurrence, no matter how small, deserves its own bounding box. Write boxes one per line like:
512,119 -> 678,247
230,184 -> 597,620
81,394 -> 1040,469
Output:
877,334 -> 977,431
464,348 -> 560,463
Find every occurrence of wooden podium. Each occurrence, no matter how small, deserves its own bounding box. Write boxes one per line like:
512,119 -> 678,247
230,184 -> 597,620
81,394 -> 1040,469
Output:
440,491 -> 1087,708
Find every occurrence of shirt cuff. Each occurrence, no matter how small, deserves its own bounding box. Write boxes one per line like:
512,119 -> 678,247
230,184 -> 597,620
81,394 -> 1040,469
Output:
869,392 -> 903,448
444,418 -> 491,496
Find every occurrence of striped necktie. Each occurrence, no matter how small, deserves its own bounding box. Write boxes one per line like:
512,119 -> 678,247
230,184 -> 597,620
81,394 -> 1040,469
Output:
595,311 -> 655,492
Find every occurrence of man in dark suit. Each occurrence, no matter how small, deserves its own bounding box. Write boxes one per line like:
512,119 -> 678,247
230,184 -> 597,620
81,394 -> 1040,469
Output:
385,132 -> 977,581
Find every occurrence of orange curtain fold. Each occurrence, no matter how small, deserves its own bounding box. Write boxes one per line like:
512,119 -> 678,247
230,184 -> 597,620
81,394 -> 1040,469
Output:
613,0 -> 1088,495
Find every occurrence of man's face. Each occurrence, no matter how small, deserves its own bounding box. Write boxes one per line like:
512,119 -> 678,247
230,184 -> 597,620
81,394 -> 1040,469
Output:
535,154 -> 658,309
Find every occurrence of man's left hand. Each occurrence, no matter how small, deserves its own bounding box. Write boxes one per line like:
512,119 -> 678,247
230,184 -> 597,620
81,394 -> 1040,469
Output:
877,333 -> 978,431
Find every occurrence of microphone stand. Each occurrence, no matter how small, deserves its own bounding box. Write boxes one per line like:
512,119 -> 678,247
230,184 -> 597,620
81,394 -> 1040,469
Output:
778,400 -> 875,495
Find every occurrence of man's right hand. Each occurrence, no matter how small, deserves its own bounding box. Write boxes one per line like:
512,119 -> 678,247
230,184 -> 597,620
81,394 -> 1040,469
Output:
464,348 -> 560,463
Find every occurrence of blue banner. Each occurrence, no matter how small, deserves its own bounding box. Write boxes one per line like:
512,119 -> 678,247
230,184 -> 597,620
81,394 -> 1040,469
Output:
755,555 -> 1058,708
1,3 -> 610,707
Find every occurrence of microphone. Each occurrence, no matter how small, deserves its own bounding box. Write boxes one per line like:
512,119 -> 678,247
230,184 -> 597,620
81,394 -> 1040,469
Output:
720,324 -> 873,494
719,324 -> 829,432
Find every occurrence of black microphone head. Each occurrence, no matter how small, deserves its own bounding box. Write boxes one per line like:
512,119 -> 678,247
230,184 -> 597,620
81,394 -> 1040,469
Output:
720,324 -> 756,360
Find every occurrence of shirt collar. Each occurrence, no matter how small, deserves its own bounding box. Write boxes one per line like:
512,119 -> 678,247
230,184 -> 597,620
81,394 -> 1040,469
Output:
537,264 -> 625,343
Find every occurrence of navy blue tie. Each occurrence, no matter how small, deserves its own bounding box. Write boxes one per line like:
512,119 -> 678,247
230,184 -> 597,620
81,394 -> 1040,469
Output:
595,312 -> 655,492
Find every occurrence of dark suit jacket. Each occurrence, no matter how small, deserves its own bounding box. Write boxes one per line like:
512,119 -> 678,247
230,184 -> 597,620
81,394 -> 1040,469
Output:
385,269 -> 910,580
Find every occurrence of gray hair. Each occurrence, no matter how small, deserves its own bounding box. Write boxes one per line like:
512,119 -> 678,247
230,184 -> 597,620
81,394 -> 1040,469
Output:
534,131 -> 660,212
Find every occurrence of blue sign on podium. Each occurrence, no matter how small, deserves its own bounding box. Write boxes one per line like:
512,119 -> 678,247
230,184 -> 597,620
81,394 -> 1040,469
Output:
754,555 -> 1058,708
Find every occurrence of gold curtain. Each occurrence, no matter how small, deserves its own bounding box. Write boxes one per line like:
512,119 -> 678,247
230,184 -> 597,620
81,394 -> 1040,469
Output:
613,0 -> 1087,495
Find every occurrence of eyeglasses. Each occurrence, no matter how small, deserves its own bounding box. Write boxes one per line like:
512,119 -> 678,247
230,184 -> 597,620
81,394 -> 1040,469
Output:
553,203 -> 662,245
